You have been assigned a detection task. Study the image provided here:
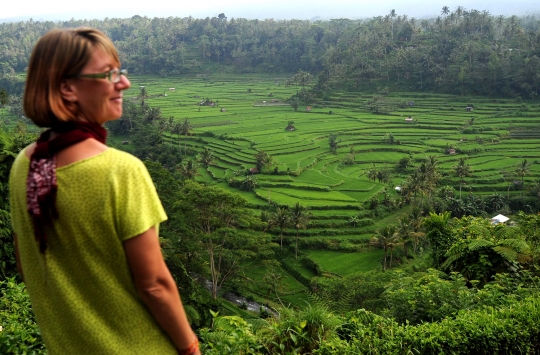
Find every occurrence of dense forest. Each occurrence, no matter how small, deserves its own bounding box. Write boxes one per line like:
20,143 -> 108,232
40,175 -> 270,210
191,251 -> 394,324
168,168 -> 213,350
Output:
3,8 -> 540,354
1,8 -> 540,97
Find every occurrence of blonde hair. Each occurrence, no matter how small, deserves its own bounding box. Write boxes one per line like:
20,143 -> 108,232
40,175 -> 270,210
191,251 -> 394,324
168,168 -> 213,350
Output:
23,27 -> 120,127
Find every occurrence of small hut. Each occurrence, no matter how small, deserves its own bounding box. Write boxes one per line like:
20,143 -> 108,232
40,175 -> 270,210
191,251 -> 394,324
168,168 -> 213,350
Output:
490,214 -> 509,225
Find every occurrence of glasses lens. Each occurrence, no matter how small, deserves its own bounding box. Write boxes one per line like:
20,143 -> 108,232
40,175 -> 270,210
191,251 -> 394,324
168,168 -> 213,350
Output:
110,70 -> 120,83
110,69 -> 127,83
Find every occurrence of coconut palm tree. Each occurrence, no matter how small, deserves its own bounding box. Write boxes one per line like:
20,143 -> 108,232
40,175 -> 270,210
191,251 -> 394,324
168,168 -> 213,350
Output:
397,215 -> 414,257
454,157 -> 472,198
408,206 -> 426,254
389,9 -> 397,40
179,118 -> 192,155
290,202 -> 311,259
177,159 -> 200,181
198,147 -> 214,168
371,225 -> 398,270
441,6 -> 450,16
516,159 -> 531,195
268,206 -> 290,249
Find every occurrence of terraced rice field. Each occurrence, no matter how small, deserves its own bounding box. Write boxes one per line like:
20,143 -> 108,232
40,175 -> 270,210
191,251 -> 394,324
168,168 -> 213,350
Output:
124,74 -> 540,244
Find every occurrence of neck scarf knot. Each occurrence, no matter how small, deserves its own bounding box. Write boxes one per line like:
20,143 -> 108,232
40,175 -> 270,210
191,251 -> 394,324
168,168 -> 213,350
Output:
27,121 -> 107,253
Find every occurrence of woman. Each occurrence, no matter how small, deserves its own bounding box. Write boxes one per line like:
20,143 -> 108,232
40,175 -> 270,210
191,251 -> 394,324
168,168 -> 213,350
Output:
9,28 -> 200,355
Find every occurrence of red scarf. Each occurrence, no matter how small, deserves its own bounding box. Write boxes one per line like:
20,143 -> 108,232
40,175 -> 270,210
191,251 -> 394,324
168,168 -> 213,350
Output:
27,121 -> 107,253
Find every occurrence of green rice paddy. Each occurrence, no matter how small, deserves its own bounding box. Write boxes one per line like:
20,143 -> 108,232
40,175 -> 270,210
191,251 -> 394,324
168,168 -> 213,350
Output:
121,73 -> 540,280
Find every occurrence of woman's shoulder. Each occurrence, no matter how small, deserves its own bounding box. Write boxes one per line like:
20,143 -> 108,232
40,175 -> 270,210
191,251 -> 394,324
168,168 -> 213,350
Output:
101,148 -> 151,177
105,148 -> 145,167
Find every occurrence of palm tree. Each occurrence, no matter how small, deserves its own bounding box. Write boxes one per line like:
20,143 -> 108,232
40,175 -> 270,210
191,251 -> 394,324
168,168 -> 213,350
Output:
454,157 -> 472,198
290,202 -> 311,259
268,206 -> 290,249
177,159 -> 200,181
138,86 -> 149,104
171,121 -> 183,146
371,225 -> 398,270
198,147 -> 214,168
409,206 -> 426,254
389,9 -> 397,40
516,159 -> 531,195
397,215 -> 413,257
441,6 -> 450,16
179,118 -> 192,155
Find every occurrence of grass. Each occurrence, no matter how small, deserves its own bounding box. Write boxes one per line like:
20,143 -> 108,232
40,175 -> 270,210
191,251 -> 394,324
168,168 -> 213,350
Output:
307,249 -> 384,276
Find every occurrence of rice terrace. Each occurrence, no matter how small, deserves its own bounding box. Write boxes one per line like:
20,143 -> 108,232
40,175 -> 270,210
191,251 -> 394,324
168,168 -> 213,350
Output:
119,73 -> 540,277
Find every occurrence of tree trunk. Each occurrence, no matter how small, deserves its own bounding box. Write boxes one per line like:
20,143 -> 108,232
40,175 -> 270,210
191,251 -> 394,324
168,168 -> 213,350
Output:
295,229 -> 299,259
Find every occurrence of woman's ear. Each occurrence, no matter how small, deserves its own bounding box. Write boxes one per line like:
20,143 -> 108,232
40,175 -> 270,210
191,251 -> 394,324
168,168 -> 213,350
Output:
60,80 -> 77,103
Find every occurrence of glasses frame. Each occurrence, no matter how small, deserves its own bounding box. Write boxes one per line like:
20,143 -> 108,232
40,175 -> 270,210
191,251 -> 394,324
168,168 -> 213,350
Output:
74,69 -> 128,83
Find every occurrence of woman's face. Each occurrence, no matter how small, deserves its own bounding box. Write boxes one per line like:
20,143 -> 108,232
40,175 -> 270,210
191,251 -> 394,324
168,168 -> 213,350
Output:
67,48 -> 131,124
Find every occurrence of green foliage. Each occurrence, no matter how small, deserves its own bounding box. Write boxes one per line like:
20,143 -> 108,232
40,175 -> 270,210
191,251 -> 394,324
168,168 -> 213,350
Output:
174,181 -> 275,298
442,217 -> 532,285
0,278 -> 45,354
0,126 -> 36,281
316,295 -> 540,354
260,302 -> 340,355
199,311 -> 262,354
328,133 -> 339,155
424,211 -> 456,268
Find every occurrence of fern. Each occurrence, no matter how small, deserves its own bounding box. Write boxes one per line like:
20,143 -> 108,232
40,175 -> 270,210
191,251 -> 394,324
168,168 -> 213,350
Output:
493,246 -> 518,262
467,239 -> 494,251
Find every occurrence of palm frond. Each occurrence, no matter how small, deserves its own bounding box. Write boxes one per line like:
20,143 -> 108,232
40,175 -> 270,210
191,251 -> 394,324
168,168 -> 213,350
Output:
468,224 -> 491,237
497,238 -> 531,253
467,239 -> 494,251
493,225 -> 521,240
441,253 -> 463,270
492,246 -> 518,262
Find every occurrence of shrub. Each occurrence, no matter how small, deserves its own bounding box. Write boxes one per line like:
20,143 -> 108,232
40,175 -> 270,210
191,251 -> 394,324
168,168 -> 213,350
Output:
316,295 -> 540,354
0,278 -> 45,354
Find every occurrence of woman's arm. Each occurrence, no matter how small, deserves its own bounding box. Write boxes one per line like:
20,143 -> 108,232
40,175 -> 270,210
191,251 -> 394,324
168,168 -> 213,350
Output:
123,227 -> 200,354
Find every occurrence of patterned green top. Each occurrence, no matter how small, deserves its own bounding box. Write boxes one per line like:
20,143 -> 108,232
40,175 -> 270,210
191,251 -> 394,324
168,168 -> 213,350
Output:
9,148 -> 176,354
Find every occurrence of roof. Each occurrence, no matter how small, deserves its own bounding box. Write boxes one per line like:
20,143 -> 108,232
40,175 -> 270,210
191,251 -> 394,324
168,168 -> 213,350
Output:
491,214 -> 509,223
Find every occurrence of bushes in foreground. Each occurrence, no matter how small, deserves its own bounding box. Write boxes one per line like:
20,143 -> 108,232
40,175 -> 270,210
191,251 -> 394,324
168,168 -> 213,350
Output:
200,295 -> 540,355
0,278 -> 45,354
5,271 -> 540,354
317,298 -> 540,354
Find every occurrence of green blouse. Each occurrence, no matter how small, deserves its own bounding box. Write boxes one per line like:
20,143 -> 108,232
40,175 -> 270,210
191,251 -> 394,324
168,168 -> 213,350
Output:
9,148 -> 176,354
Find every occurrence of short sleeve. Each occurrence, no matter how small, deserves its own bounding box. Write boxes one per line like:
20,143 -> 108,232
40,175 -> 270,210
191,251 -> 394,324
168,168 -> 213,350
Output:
112,155 -> 167,241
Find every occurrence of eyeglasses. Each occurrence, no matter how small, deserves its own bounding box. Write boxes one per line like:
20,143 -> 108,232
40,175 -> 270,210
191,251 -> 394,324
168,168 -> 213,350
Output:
74,69 -> 128,83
